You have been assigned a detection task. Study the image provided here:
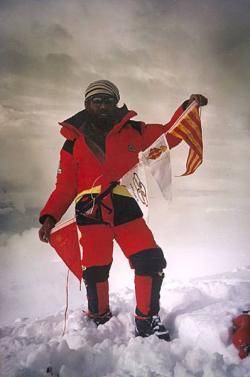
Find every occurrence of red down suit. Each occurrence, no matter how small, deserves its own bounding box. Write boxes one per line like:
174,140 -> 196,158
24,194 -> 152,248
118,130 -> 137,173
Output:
40,103 -> 186,318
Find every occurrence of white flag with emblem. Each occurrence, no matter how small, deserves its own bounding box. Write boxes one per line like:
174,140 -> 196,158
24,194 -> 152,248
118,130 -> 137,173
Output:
142,134 -> 172,201
121,134 -> 171,217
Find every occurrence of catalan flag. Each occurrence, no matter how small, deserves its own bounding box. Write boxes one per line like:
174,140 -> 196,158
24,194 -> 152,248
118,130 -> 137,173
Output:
168,101 -> 203,175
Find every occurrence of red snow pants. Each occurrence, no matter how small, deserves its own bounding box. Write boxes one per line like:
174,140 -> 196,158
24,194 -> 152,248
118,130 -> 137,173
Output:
78,217 -> 166,318
79,217 -> 157,267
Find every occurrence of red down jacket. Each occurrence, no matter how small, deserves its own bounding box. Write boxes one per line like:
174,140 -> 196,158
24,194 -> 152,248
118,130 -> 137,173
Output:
39,103 -> 186,225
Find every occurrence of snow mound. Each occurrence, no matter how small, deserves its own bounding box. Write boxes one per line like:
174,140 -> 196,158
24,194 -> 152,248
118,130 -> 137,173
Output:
1,268 -> 250,377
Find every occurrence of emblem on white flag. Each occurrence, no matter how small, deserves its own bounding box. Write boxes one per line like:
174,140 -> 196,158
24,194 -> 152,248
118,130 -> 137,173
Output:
121,134 -> 172,219
142,134 -> 172,201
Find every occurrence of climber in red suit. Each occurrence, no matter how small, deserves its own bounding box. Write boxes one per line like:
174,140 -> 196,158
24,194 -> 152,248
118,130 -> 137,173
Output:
39,80 -> 207,339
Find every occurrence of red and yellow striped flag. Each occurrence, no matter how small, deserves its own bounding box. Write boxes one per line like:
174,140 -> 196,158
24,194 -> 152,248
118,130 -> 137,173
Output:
169,101 -> 203,176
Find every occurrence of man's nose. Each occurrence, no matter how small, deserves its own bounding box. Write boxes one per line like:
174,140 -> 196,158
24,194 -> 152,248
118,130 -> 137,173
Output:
100,103 -> 108,110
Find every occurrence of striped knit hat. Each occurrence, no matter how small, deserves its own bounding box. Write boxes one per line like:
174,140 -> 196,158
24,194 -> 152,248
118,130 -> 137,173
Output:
85,80 -> 120,103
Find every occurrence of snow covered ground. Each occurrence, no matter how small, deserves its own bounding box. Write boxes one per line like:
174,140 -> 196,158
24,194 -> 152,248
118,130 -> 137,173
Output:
1,267 -> 250,377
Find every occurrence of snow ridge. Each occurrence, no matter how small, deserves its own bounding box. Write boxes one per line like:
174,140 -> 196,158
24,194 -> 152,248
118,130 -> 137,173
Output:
1,269 -> 250,377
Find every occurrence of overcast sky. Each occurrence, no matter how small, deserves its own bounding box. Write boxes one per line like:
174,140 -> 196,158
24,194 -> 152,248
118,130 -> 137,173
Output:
0,0 -> 249,233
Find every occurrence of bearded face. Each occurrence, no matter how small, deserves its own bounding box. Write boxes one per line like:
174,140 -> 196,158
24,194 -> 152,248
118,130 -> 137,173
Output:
85,94 -> 117,129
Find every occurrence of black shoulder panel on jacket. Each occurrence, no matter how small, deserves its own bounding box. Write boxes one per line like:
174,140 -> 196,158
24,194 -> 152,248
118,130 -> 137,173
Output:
64,110 -> 87,129
129,120 -> 143,134
62,139 -> 75,154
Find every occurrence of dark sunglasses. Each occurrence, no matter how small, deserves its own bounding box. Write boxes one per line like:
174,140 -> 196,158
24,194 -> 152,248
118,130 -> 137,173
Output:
91,97 -> 116,105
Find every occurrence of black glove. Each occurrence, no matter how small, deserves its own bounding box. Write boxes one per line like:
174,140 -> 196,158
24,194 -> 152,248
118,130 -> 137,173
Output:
188,94 -> 208,107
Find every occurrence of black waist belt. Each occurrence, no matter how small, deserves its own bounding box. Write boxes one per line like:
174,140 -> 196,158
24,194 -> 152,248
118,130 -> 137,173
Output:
75,181 -> 119,215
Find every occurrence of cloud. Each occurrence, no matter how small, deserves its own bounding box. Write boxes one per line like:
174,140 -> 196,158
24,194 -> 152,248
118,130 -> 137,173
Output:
44,53 -> 77,81
0,50 -> 38,75
43,23 -> 73,42
0,206 -> 14,215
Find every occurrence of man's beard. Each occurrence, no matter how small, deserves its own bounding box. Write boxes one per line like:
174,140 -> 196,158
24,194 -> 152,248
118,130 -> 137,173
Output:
88,112 -> 116,133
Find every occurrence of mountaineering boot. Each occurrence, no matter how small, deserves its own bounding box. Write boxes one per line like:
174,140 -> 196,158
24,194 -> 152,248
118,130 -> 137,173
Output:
83,264 -> 112,326
135,315 -> 171,341
84,309 -> 112,326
